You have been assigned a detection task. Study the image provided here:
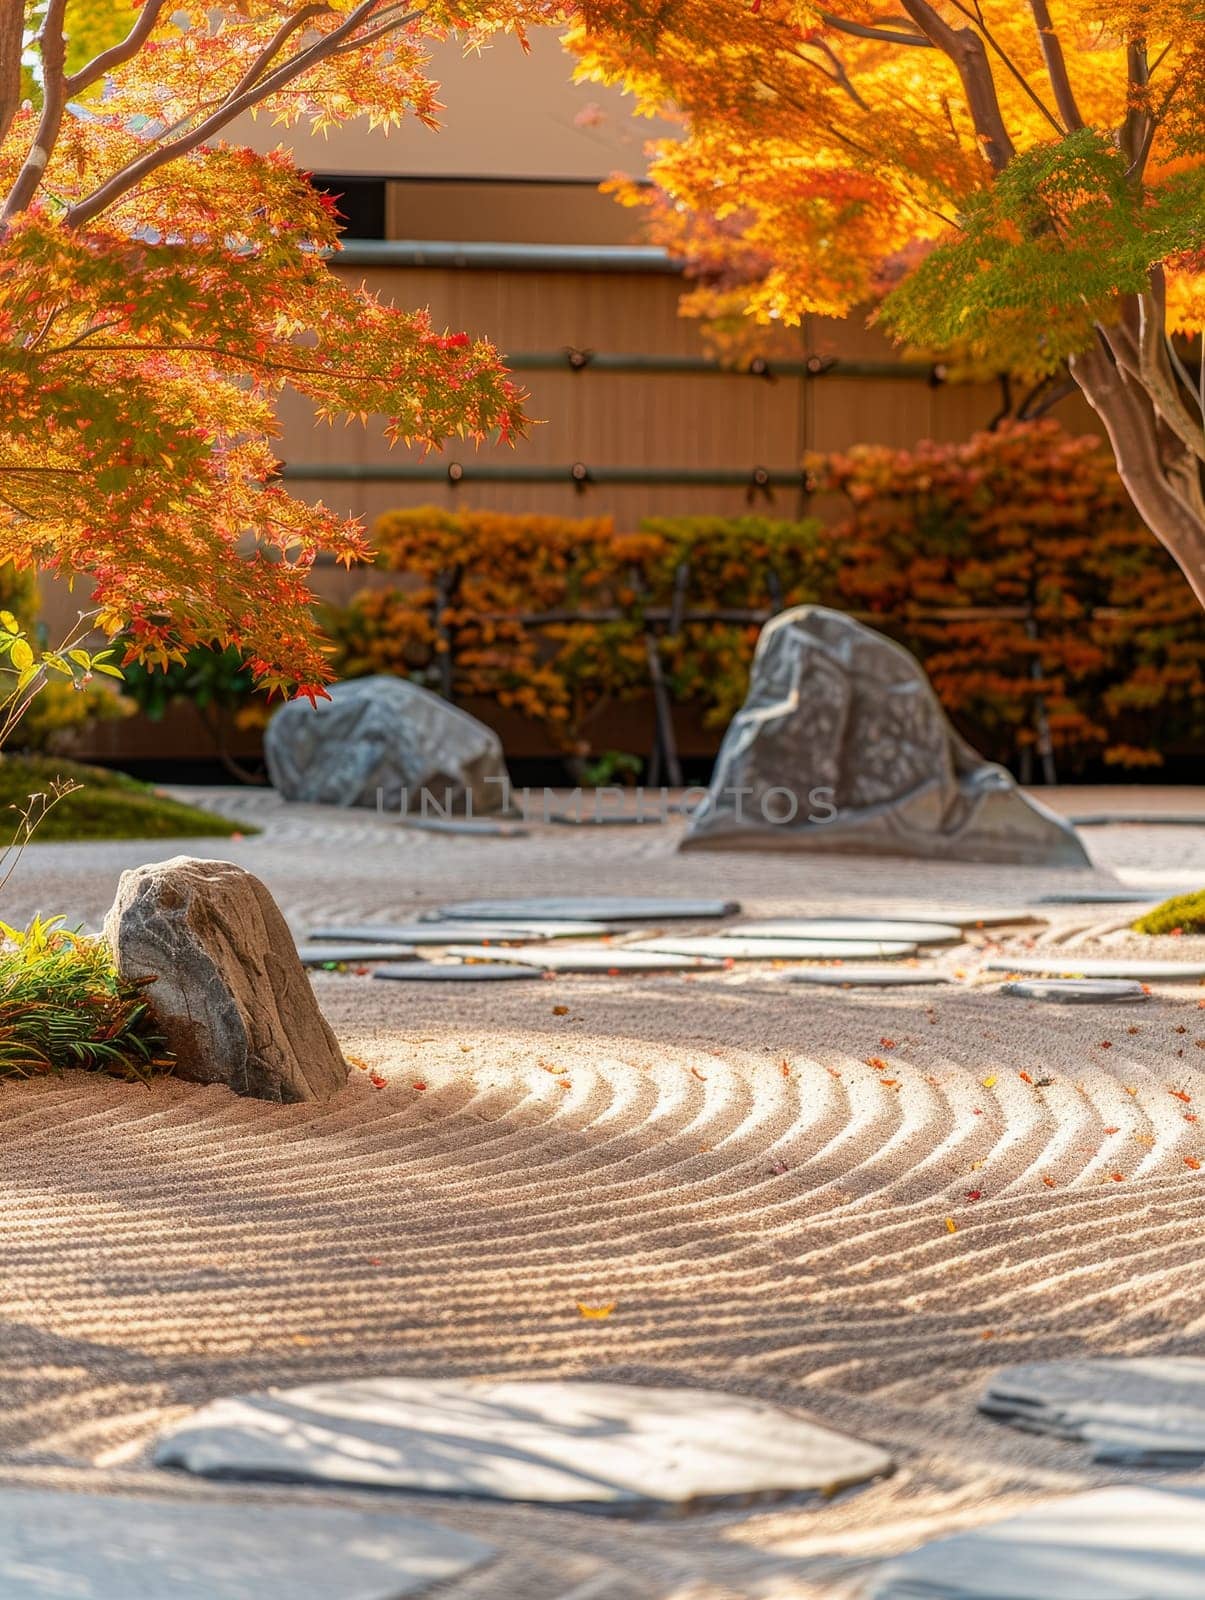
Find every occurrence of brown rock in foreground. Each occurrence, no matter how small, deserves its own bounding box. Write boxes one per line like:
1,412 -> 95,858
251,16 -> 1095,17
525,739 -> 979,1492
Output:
104,856 -> 347,1102
681,606 -> 1089,866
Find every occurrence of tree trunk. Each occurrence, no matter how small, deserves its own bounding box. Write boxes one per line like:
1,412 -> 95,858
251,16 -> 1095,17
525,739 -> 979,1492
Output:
0,0 -> 23,148
1069,339 -> 1205,610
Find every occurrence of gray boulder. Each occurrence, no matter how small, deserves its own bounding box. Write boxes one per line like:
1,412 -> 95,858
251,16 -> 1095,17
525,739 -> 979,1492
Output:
682,607 -> 1088,866
264,675 -> 507,813
104,857 -> 347,1102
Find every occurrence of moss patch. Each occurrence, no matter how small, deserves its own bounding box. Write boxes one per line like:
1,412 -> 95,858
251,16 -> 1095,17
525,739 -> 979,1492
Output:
0,757 -> 252,842
1132,889 -> 1205,936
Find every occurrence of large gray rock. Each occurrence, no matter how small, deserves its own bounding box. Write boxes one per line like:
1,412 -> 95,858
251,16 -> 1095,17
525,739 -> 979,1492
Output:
682,607 -> 1089,866
105,857 -> 347,1102
265,675 -> 508,813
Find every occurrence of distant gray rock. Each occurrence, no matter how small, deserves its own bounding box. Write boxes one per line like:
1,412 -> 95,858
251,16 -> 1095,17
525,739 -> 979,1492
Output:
104,857 -> 347,1103
682,607 -> 1088,866
265,675 -> 508,814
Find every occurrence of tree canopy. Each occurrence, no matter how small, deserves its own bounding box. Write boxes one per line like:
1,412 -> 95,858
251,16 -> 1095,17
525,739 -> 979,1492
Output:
0,1 -> 561,696
571,1 -> 1205,603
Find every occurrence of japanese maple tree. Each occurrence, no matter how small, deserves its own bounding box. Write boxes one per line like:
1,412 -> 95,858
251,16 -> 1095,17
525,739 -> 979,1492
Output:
0,2 -> 559,696
570,0 -> 1205,607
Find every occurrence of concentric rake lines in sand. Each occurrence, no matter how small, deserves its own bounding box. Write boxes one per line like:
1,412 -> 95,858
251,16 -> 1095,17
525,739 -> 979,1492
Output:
2,965 -> 1204,1594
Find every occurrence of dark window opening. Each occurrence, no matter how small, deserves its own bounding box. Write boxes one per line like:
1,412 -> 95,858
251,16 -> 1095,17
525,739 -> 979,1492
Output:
309,175 -> 387,240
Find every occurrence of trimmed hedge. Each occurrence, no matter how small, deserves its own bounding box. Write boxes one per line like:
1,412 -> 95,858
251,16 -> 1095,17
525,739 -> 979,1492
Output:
324,422 -> 1204,772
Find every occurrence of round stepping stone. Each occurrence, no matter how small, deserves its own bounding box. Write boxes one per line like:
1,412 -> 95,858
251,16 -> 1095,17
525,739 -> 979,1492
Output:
783,968 -> 952,987
979,1357 -> 1205,1465
153,1378 -> 892,1512
299,943 -> 419,965
630,936 -> 917,960
867,1485 -> 1205,1599
986,957 -> 1205,980
1001,978 -> 1149,1004
446,945 -> 722,972
309,921 -> 610,944
435,897 -> 740,922
732,919 -> 962,945
373,962 -> 542,983
0,1488 -> 493,1600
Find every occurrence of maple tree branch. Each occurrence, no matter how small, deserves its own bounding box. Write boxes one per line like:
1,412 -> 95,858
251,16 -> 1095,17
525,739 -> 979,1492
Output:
64,0 -> 170,94
0,0 -> 22,149
1024,0 -> 1083,131
819,11 -> 931,47
945,0 -> 1062,135
220,3 -> 331,107
897,0 -> 1015,169
66,1 -> 425,230
1122,38 -> 1151,178
3,0 -> 69,221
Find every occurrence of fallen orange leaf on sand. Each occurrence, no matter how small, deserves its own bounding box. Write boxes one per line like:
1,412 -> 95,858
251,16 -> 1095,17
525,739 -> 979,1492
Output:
691,1066 -> 708,1082
945,1218 -> 957,1234
1186,1157 -> 1201,1171
577,1303 -> 616,1319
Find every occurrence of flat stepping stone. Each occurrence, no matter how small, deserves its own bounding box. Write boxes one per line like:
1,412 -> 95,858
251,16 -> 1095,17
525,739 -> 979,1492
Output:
979,1357 -> 1205,1465
1070,813 -> 1205,826
1001,978 -> 1149,1004
309,922 -> 610,944
1037,889 -> 1166,905
629,936 -> 917,960
867,1485 -> 1205,1599
547,812 -> 665,827
446,945 -> 723,972
731,919 -> 961,945
300,943 -> 419,965
987,957 -> 1205,980
373,962 -> 542,983
400,816 -> 528,837
0,1487 -> 493,1599
782,968 -> 953,987
153,1378 -> 892,1512
434,897 -> 740,922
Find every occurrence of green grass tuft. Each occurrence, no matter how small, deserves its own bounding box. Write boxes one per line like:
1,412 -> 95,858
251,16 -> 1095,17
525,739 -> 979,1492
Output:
1132,889 -> 1205,936
0,917 -> 173,1082
0,756 -> 252,841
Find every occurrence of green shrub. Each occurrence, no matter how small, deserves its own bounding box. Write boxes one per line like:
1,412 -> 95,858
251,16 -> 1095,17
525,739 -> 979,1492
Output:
0,917 -> 172,1081
1132,890 -> 1205,936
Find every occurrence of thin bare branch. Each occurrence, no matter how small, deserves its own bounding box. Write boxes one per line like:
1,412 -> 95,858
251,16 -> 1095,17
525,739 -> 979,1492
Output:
64,0 -> 170,94
66,2 -> 424,230
898,0 -> 1015,169
0,0 -> 23,148
945,0 -> 1063,134
819,11 -> 931,47
3,0 -> 70,220
1025,0 -> 1083,131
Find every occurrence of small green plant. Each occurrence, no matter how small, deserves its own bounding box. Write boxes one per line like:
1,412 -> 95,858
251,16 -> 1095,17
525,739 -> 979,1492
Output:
0,916 -> 172,1082
579,750 -> 643,788
1132,890 -> 1205,937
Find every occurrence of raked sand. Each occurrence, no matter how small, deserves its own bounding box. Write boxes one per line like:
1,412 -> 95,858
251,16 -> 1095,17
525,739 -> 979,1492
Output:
2,786 -> 1204,1599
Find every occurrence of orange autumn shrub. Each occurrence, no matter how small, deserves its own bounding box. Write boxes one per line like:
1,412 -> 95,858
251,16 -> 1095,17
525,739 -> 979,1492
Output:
815,422 -> 1203,770
326,423 -> 1203,770
325,509 -> 838,751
